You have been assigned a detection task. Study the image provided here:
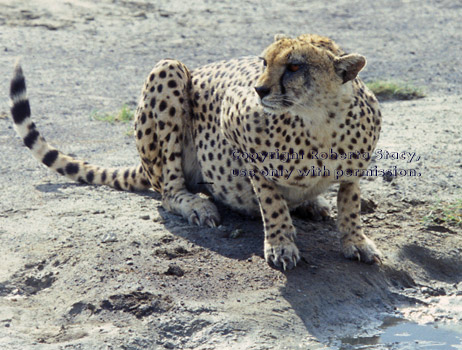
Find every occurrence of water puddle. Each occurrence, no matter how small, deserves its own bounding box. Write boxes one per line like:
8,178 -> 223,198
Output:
333,294 -> 462,349
338,317 -> 462,349
379,321 -> 462,349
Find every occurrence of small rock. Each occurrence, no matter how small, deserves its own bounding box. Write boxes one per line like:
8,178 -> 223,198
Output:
383,173 -> 396,182
373,213 -> 386,220
421,286 -> 446,296
152,214 -> 165,223
68,302 -> 96,316
402,198 -> 425,206
361,198 -> 377,214
165,264 -> 184,277
229,228 -> 243,239
425,225 -> 455,234
160,235 -> 174,244
140,215 -> 150,220
134,12 -> 147,19
101,232 -> 118,243
159,11 -> 171,18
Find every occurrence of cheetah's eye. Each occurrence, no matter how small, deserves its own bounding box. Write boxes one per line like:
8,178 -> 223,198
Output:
259,57 -> 267,67
287,64 -> 300,72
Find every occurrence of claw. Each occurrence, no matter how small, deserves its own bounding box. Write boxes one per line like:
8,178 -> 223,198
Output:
182,200 -> 220,228
189,213 -> 200,226
265,242 -> 300,270
355,251 -> 361,261
269,254 -> 277,267
373,255 -> 383,265
205,218 -> 216,228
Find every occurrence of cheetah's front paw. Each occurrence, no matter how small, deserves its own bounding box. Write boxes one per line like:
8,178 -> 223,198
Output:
264,239 -> 300,270
186,199 -> 220,228
341,235 -> 382,264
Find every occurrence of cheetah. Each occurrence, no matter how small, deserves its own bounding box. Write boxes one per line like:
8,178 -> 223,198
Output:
9,33 -> 382,270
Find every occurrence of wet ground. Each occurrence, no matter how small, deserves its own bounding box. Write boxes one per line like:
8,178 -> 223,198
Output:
0,1 -> 461,349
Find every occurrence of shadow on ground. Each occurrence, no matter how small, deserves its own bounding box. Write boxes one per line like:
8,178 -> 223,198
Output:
156,201 -> 427,341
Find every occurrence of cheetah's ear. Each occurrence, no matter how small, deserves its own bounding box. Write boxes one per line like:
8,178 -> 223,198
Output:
274,33 -> 290,42
334,54 -> 366,84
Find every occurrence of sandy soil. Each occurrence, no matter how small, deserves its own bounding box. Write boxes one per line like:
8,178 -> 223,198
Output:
0,1 -> 461,349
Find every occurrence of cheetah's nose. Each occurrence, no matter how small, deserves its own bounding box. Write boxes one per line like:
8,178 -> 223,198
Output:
255,85 -> 270,99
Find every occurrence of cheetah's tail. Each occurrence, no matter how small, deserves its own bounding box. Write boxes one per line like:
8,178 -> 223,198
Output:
9,62 -> 151,191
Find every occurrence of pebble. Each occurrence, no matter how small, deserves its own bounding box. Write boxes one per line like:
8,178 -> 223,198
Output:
383,173 -> 396,182
101,232 -> 118,243
360,198 -> 377,214
165,264 -> 184,277
229,228 -> 243,239
421,286 -> 446,296
152,214 -> 165,223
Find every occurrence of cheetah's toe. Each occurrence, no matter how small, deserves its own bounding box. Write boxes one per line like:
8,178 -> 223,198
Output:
264,240 -> 300,270
187,199 -> 221,228
341,235 -> 382,265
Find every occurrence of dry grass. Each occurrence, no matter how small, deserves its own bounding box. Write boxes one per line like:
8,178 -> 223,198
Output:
366,80 -> 425,101
90,104 -> 134,124
423,199 -> 462,227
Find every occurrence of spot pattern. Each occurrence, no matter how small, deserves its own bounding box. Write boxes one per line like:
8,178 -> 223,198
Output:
9,64 -> 151,192
9,33 -> 382,269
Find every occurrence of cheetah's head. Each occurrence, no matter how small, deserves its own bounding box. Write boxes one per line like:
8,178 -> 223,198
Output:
255,34 -> 366,114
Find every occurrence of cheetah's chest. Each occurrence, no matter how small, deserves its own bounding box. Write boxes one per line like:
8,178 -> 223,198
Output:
187,57 -> 380,207
229,104 -> 377,190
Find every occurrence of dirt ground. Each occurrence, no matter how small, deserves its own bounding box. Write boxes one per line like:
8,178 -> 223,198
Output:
0,1 -> 461,349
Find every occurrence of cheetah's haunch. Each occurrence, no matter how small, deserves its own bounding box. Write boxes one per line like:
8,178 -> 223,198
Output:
9,34 -> 382,270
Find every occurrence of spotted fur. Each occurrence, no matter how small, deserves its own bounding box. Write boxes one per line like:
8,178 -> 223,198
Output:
9,34 -> 382,269
9,64 -> 151,191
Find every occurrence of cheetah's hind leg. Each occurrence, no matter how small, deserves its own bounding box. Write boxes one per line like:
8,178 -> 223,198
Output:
294,196 -> 331,221
134,59 -> 220,228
